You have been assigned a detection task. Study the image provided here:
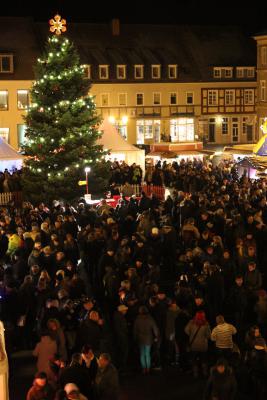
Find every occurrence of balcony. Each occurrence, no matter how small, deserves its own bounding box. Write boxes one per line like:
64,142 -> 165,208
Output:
97,105 -> 196,118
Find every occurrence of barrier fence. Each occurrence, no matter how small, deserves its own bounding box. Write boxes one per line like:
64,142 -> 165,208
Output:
119,184 -> 165,200
0,192 -> 23,206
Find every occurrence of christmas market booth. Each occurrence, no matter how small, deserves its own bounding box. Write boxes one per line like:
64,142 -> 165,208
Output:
0,138 -> 24,172
235,156 -> 267,179
98,118 -> 145,172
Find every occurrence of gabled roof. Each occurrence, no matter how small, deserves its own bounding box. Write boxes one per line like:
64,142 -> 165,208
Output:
0,138 -> 24,160
98,119 -> 142,152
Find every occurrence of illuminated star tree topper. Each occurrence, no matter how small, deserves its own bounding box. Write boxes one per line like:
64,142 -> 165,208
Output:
49,14 -> 67,35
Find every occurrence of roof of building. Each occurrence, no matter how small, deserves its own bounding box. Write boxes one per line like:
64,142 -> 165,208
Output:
0,18 -> 257,82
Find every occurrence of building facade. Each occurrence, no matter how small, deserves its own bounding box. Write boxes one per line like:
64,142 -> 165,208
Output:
253,33 -> 267,137
0,18 -> 259,150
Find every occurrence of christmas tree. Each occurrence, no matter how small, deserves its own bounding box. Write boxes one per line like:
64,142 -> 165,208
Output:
22,33 -> 109,203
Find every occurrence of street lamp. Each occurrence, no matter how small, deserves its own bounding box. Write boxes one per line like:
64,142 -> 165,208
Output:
84,166 -> 91,195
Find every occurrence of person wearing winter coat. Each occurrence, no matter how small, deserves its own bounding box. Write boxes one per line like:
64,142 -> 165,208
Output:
59,353 -> 91,399
133,305 -> 159,374
204,358 -> 237,400
112,305 -> 129,372
165,301 -> 180,365
95,353 -> 120,400
185,311 -> 211,378
33,332 -> 57,382
244,262 -> 262,292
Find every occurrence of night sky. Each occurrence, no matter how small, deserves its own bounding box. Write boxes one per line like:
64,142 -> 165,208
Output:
1,0 -> 267,34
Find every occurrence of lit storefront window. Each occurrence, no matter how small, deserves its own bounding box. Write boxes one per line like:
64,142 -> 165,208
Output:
136,120 -> 160,144
170,118 -> 194,142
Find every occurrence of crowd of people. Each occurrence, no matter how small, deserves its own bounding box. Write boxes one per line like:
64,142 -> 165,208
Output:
0,169 -> 22,193
0,158 -> 267,399
109,161 -> 143,186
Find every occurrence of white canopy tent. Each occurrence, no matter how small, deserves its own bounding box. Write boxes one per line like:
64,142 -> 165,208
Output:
98,119 -> 145,173
0,138 -> 24,171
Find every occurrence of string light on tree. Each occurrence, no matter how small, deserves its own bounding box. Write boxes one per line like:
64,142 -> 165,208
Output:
21,15 -> 109,202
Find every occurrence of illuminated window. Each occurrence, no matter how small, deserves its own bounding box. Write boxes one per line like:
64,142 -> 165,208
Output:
134,65 -> 144,79
0,54 -> 13,73
0,91 -> 8,110
118,93 -> 127,106
17,90 -> 29,110
208,90 -> 218,106
168,65 -> 177,79
99,65 -> 109,79
136,93 -> 144,106
225,90 -> 235,105
170,118 -> 194,142
17,124 -> 27,147
136,120 -> 160,144
153,92 -> 161,105
170,92 -> 177,105
100,93 -> 109,106
0,128 -> 9,142
117,65 -> 126,79
222,117 -> 229,134
152,65 -> 161,79
244,89 -> 254,105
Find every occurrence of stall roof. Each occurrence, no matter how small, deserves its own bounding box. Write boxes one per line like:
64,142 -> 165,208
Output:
146,150 -> 207,158
236,156 -> 267,170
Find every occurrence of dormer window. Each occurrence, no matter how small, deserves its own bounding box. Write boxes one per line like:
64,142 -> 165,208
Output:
117,65 -> 126,79
134,65 -> 144,79
152,65 -> 161,79
168,65 -> 177,79
83,65 -> 91,79
247,68 -> 255,78
213,68 -> 221,78
224,68 -> 233,78
213,67 -> 233,79
99,65 -> 109,79
0,54 -> 14,73
236,67 -> 255,78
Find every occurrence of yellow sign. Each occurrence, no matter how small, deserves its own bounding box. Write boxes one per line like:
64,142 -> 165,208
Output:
49,14 -> 67,36
78,180 -> 87,186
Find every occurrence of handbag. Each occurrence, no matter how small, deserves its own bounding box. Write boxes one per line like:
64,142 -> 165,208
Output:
187,326 -> 201,351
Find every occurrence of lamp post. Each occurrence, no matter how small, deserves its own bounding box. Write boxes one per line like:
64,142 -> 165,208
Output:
84,167 -> 91,195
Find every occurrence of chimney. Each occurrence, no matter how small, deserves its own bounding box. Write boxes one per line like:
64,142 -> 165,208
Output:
111,19 -> 120,36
